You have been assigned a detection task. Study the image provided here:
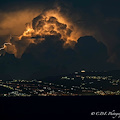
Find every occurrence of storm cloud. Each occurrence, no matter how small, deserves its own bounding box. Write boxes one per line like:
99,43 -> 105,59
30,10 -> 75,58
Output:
0,0 -> 119,79
0,35 -> 116,79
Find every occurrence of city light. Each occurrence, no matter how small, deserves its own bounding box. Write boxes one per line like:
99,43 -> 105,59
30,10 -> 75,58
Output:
0,70 -> 120,96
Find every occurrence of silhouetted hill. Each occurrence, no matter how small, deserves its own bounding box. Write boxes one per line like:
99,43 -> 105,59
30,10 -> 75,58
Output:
29,70 -> 120,81
108,70 -> 120,78
0,73 -> 13,81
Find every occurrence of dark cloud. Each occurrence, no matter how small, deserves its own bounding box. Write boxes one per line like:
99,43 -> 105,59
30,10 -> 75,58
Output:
26,36 -> 117,79
74,36 -> 110,70
0,35 -> 116,79
0,0 -> 120,79
59,0 -> 120,66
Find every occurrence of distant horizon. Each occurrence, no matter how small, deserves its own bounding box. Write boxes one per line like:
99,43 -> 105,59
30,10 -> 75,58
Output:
1,69 -> 120,80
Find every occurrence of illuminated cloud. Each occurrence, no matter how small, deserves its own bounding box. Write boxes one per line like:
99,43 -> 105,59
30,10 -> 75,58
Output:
0,0 -> 120,68
0,0 -> 118,78
0,7 -> 84,58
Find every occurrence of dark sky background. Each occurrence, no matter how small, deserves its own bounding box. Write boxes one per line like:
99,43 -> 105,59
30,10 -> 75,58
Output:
0,0 -> 120,79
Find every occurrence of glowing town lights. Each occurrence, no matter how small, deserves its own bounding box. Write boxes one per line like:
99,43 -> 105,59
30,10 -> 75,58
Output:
81,70 -> 85,73
75,72 -> 78,74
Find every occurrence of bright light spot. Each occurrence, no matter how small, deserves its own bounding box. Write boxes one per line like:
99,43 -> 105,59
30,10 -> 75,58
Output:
81,70 -> 85,73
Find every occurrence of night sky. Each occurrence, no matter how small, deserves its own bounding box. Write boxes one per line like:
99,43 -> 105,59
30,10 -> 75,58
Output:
0,0 -> 120,79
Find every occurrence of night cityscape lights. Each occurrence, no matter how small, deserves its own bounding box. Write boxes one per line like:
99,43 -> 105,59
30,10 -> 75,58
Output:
0,70 -> 120,97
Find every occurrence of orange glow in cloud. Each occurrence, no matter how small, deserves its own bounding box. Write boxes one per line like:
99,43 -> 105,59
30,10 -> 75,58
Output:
0,8 -> 84,58
19,9 -> 82,44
